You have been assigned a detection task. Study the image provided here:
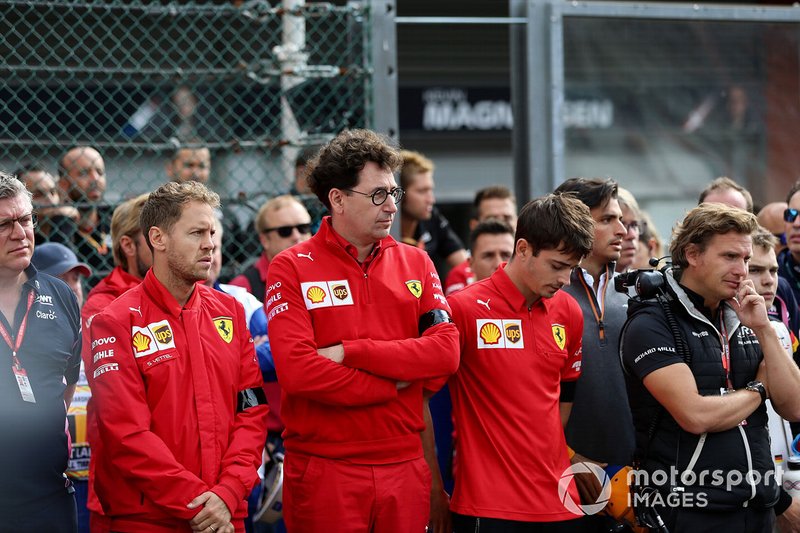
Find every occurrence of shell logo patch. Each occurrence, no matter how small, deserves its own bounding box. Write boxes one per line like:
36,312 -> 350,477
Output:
552,324 -> 566,350
213,317 -> 234,344
131,327 -> 156,357
476,319 -> 524,349
306,285 -> 327,304
479,322 -> 502,345
301,280 -> 354,309
405,280 -> 423,299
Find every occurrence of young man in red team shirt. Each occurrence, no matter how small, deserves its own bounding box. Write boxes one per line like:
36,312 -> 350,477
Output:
446,194 -> 595,531
265,129 -> 460,532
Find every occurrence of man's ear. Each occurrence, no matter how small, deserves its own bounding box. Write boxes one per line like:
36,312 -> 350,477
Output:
149,226 -> 167,252
119,234 -> 136,259
515,238 -> 530,258
684,243 -> 700,267
328,188 -> 345,214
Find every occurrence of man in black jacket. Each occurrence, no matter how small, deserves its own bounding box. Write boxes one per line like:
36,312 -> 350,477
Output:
621,203 -> 800,532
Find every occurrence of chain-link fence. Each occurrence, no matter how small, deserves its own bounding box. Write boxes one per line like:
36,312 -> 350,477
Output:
0,0 -> 377,284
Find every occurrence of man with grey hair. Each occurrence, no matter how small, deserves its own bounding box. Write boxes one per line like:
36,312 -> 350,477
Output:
0,172 -> 82,532
88,181 -> 268,533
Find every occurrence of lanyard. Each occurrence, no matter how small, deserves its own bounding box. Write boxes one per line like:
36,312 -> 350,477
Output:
578,266 -> 608,341
0,290 -> 35,369
719,314 -> 733,389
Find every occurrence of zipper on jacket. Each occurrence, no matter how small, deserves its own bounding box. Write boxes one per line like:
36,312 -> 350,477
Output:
475,517 -> 480,532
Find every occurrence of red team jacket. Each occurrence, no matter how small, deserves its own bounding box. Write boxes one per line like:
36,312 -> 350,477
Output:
266,218 -> 460,463
88,270 -> 268,533
448,267 -> 583,522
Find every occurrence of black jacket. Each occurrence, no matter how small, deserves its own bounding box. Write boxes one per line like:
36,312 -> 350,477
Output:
620,271 -> 778,511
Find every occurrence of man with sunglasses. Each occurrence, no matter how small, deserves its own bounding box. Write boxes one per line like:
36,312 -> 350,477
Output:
230,195 -> 312,303
266,129 -> 459,532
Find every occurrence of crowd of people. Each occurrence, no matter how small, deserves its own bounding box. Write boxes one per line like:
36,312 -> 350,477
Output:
3,130 -> 800,533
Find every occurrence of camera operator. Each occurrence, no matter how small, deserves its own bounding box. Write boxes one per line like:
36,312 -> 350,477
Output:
620,203 -> 800,532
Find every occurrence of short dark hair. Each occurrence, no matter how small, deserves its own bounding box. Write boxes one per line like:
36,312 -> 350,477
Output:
553,177 -> 618,210
469,219 -> 514,251
307,129 -> 403,210
473,185 -> 516,217
515,194 -> 594,259
14,163 -> 48,178
140,181 -> 220,251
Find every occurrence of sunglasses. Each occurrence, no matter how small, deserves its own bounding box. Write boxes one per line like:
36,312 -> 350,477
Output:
784,208 -> 800,223
262,223 -> 312,238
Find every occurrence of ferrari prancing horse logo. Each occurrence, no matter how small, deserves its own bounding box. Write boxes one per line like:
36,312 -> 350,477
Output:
213,317 -> 234,344
405,280 -> 423,298
552,324 -> 566,350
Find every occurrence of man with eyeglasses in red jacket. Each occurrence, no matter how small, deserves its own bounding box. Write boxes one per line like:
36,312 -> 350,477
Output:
266,129 -> 460,532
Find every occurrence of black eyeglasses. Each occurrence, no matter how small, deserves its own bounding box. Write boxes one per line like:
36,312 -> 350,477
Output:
262,223 -> 312,238
623,220 -> 640,233
785,208 -> 800,223
344,187 -> 405,206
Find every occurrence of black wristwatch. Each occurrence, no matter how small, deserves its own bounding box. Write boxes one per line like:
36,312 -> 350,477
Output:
745,381 -> 767,403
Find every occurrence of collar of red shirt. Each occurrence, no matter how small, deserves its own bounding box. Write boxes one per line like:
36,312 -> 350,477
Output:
490,264 -> 551,313
319,216 -> 397,266
143,269 -> 202,317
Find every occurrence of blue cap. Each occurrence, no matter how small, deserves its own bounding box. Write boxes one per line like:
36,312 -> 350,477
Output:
32,242 -> 91,277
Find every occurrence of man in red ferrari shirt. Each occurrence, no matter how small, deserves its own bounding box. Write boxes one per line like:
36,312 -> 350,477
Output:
265,129 -> 460,532
447,194 -> 595,531
88,181 -> 268,533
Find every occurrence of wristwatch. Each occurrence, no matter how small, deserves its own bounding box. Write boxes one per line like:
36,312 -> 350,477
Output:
745,381 -> 767,403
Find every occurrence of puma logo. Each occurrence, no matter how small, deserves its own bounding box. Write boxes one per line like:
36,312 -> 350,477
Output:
297,252 -> 313,261
129,306 -> 142,317
477,298 -> 491,310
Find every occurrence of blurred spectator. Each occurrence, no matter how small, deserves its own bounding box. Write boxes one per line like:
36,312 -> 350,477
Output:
758,201 -> 788,253
164,139 -> 250,278
444,185 -> 517,296
615,187 -> 642,273
632,210 -> 663,270
399,150 -> 467,274
31,242 -> 92,533
230,195 -> 311,301
57,146 -> 113,286
467,220 -> 514,283
698,176 -> 752,211
16,164 -> 79,244
165,144 -> 211,184
32,242 -> 90,306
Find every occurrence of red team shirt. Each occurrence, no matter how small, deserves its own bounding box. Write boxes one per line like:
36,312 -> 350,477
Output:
266,218 -> 459,464
448,267 -> 583,522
